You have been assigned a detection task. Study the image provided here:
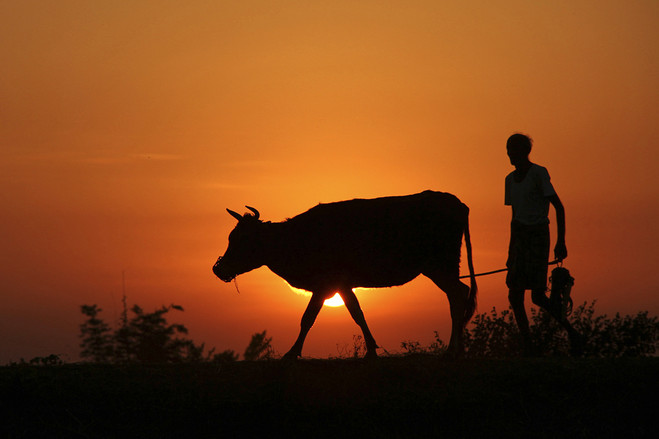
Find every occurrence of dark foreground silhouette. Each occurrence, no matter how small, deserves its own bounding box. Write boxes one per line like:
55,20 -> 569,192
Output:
213,190 -> 477,359
3,357 -> 657,437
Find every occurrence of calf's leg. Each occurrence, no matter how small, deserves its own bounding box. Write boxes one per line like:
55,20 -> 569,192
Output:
339,288 -> 378,358
283,293 -> 326,359
426,271 -> 470,357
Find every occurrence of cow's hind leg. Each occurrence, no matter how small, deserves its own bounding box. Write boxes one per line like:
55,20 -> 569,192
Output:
283,292 -> 326,360
425,270 -> 471,357
338,288 -> 378,358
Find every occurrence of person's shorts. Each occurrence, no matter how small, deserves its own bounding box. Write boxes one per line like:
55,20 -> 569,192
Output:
506,221 -> 550,291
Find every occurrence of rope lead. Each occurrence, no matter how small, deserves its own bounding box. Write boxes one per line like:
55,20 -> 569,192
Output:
459,259 -> 561,279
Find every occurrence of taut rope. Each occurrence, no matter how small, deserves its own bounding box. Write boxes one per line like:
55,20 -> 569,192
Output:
459,260 -> 561,279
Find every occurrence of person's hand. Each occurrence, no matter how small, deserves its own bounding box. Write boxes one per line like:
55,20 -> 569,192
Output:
554,241 -> 568,261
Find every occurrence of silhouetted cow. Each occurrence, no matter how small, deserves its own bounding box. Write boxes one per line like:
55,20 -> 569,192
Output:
213,190 -> 477,359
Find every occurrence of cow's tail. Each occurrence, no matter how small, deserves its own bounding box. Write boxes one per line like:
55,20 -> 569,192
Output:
463,211 -> 478,324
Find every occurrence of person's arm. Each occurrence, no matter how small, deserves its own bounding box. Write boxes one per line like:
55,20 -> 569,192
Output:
548,193 -> 567,261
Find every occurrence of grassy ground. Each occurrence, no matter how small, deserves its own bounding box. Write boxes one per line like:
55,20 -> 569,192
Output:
1,356 -> 657,438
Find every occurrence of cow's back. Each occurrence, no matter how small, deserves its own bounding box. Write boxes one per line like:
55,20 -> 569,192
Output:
274,191 -> 468,288
289,190 -> 466,236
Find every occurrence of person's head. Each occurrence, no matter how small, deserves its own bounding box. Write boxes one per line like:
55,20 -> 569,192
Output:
506,133 -> 532,167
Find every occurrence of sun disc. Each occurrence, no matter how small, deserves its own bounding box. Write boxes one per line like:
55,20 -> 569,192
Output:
285,282 -> 346,307
323,292 -> 344,307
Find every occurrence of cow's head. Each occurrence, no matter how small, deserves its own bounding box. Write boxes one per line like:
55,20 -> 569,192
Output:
213,206 -> 267,282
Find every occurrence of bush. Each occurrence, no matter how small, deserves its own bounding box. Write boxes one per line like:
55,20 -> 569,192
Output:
463,308 -> 521,357
208,349 -> 240,363
80,305 -> 115,362
396,302 -> 658,358
243,330 -> 274,361
79,303 -> 238,364
401,331 -> 448,356
570,302 -> 658,357
462,301 -> 658,358
113,304 -> 202,363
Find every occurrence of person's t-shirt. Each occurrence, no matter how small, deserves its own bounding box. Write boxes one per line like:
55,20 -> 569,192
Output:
505,164 -> 556,226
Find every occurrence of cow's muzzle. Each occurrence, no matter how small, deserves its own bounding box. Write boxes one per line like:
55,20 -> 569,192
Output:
212,257 -> 235,283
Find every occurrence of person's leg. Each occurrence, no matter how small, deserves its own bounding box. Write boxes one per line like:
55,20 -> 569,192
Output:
531,288 -> 551,310
509,288 -> 533,353
531,288 -> 584,355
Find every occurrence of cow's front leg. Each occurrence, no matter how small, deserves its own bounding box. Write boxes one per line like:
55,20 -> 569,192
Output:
283,292 -> 326,360
339,288 -> 378,358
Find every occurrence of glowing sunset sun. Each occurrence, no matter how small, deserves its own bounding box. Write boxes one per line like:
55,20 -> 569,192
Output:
286,282 -> 346,307
323,293 -> 345,307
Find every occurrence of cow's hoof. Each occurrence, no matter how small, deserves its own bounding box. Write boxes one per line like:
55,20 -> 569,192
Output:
282,351 -> 300,361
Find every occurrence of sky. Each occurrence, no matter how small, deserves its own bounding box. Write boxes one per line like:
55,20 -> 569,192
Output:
1,0 -> 658,363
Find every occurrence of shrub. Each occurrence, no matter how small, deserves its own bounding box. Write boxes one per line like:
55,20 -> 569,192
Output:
79,303 -> 238,364
208,349 -> 240,363
570,302 -> 658,357
462,301 -> 658,358
463,308 -> 521,357
243,330 -> 274,361
397,302 -> 658,358
400,331 -> 448,356
80,305 -> 115,362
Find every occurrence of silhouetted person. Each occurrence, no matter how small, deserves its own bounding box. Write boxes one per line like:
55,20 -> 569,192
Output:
505,133 -> 582,354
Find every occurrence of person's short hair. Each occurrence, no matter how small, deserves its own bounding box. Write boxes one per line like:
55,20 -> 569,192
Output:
507,133 -> 533,155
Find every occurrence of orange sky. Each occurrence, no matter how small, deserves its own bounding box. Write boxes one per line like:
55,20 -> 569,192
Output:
1,1 -> 658,362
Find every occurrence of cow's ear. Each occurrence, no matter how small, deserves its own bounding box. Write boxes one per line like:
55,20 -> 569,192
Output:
227,209 -> 243,222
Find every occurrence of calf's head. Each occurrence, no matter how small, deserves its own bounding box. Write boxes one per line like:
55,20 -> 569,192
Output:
213,206 -> 266,282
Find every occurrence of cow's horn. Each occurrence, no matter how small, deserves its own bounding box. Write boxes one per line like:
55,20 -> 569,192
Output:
245,206 -> 260,220
227,209 -> 243,222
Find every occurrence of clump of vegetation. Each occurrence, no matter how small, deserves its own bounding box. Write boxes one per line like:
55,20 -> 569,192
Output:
79,305 -> 115,362
21,300 -> 658,365
335,334 -> 372,358
399,301 -> 658,358
10,354 -> 65,367
79,303 -> 241,364
401,331 -> 448,355
462,307 -> 521,357
569,301 -> 658,357
243,330 -> 274,361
